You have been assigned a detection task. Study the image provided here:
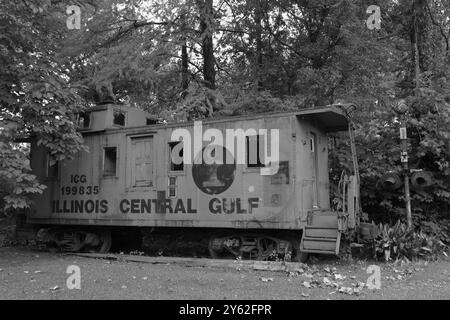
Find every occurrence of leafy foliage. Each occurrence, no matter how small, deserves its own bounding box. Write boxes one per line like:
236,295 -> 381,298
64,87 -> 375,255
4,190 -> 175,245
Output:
373,220 -> 447,262
0,0 -> 449,223
0,127 -> 46,211
0,0 -> 87,210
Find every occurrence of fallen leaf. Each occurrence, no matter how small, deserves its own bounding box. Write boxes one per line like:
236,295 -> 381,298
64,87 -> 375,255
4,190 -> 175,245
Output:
338,287 -> 353,294
323,277 -> 332,286
260,277 -> 274,282
334,274 -> 346,280
302,281 -> 311,288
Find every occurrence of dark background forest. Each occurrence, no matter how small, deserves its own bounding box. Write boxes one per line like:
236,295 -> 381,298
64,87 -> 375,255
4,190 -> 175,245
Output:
1,0 -> 449,235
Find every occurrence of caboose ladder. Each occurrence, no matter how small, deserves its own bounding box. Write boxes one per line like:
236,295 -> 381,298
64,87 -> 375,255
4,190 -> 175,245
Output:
300,213 -> 341,255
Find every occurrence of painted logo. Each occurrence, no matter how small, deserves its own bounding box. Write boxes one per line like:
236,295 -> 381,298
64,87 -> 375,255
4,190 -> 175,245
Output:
192,145 -> 235,195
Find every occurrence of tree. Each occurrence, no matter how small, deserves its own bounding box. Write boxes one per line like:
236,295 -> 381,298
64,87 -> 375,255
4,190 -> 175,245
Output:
1,0 -> 448,222
0,0 -> 88,211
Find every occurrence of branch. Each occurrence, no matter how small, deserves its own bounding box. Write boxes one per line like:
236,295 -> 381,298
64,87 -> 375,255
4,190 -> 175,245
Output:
271,34 -> 312,60
425,1 -> 449,53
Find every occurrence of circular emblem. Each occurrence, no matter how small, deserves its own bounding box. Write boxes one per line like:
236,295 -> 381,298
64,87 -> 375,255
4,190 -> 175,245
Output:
192,145 -> 235,195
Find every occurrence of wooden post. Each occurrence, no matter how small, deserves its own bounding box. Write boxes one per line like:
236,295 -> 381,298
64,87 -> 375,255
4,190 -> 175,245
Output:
400,116 -> 412,229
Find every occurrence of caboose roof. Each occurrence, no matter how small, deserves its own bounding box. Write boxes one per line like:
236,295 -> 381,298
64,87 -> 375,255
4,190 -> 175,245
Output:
81,104 -> 351,135
293,105 -> 350,132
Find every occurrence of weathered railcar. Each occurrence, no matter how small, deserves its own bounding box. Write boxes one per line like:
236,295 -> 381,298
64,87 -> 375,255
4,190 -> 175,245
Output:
27,104 -> 360,261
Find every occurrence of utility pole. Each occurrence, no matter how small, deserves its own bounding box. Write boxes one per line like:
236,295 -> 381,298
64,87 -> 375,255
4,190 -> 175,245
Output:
400,0 -> 423,230
398,100 -> 412,229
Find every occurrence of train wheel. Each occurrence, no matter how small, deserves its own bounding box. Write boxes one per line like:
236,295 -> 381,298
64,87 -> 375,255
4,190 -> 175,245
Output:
209,234 -> 291,261
208,237 -> 221,259
255,236 -> 279,260
96,231 -> 112,253
57,230 -> 83,252
208,235 -> 241,259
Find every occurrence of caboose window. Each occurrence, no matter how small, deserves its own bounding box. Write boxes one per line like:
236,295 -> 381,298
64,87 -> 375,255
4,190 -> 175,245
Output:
78,112 -> 91,129
169,141 -> 184,171
77,112 -> 91,129
103,147 -> 117,176
146,118 -> 157,125
246,135 -> 265,168
113,111 -> 125,126
46,154 -> 59,179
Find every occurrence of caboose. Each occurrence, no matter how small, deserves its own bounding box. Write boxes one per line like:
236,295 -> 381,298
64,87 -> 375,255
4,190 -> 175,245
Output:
27,103 -> 360,262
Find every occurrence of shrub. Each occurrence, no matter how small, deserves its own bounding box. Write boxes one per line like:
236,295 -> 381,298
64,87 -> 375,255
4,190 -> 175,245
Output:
373,220 -> 447,262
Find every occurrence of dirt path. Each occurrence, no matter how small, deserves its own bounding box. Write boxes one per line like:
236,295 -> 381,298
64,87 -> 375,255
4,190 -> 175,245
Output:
0,247 -> 448,300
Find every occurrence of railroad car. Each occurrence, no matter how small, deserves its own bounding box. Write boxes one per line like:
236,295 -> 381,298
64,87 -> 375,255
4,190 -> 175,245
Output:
27,103 -> 360,262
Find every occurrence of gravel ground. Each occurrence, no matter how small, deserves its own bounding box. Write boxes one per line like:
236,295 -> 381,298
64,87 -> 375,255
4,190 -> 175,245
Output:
0,247 -> 449,300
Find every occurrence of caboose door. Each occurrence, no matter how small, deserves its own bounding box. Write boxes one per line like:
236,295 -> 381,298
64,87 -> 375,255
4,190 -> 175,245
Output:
131,137 -> 154,187
309,132 -> 319,208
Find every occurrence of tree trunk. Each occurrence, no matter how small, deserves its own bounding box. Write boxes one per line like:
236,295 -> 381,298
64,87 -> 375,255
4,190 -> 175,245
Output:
197,0 -> 216,90
254,0 -> 263,90
411,0 -> 427,86
181,41 -> 189,98
180,11 -> 189,98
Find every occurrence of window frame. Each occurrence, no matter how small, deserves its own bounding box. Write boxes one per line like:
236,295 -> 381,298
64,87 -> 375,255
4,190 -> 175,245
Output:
45,153 -> 59,180
146,118 -> 158,125
77,112 -> 91,129
102,146 -> 118,177
245,134 -> 266,169
168,141 -> 185,174
112,109 -> 126,127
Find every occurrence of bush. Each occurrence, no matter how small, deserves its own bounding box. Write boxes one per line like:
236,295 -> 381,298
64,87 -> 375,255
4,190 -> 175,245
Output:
373,220 -> 447,262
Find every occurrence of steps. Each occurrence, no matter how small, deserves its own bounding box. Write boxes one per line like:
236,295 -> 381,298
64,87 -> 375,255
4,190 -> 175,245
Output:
300,213 -> 341,255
